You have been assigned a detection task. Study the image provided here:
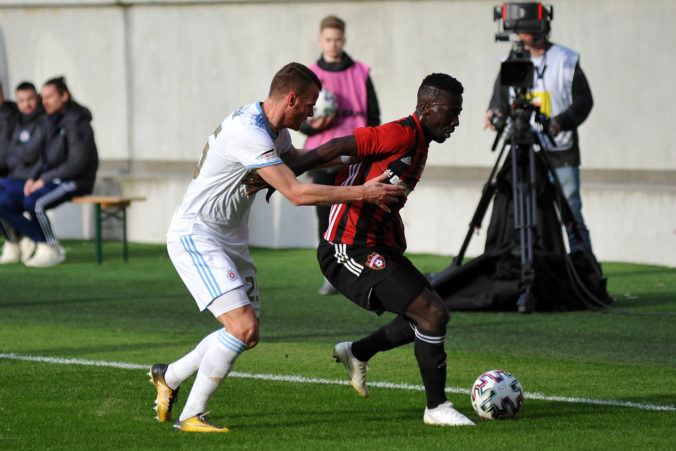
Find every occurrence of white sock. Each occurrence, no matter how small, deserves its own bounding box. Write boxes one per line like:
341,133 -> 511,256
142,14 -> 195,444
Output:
165,329 -> 220,389
179,328 -> 247,421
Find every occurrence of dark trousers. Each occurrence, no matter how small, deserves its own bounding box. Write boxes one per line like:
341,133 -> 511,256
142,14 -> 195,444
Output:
0,178 -> 81,245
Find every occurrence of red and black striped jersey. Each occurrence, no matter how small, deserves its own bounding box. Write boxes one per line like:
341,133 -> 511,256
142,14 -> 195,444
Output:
323,113 -> 429,251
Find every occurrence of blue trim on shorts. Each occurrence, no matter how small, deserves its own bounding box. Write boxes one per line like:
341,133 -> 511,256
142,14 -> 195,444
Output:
180,236 -> 223,299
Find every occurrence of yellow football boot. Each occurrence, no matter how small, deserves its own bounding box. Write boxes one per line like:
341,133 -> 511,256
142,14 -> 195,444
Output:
148,363 -> 180,422
173,413 -> 231,433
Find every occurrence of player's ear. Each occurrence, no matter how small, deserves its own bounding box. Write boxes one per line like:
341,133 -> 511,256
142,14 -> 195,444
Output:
418,102 -> 430,118
288,92 -> 297,108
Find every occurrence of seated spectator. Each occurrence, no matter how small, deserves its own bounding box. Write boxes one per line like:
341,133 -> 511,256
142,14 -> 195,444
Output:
0,81 -> 48,264
0,76 -> 98,267
0,81 -> 20,258
0,82 -> 19,175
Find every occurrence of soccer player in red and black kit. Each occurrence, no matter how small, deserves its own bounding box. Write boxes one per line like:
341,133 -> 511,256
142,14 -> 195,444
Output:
308,73 -> 474,426
245,73 -> 470,426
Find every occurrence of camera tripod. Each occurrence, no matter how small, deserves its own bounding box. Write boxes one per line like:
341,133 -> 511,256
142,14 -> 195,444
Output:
430,99 -> 597,313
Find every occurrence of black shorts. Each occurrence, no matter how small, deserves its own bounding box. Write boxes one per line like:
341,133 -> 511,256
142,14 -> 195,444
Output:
317,240 -> 431,315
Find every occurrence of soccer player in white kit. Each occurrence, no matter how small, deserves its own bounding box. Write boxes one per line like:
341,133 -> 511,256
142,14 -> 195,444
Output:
148,62 -> 405,432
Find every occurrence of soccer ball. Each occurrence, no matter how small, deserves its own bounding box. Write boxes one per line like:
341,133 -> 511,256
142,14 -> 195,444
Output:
313,88 -> 338,118
471,369 -> 523,419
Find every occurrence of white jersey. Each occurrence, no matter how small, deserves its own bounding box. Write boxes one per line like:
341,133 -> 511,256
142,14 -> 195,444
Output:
167,102 -> 291,245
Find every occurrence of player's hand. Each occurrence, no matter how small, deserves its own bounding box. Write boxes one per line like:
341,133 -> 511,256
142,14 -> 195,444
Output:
306,114 -> 335,131
362,173 -> 407,213
243,172 -> 276,202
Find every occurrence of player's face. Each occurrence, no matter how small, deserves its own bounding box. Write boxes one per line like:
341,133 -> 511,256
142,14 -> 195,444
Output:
16,89 -> 39,115
41,84 -> 69,115
286,84 -> 320,131
422,93 -> 463,144
318,27 -> 345,63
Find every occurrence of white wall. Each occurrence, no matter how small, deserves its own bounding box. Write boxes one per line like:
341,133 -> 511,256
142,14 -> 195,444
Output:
0,0 -> 674,266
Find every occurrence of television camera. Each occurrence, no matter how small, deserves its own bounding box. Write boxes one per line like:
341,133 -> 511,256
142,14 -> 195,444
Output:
491,2 -> 554,136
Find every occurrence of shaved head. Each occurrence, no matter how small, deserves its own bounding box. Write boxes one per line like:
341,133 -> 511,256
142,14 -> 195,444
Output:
269,62 -> 322,100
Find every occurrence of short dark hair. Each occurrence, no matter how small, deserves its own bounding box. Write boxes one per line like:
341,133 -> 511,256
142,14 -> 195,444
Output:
268,62 -> 322,99
418,73 -> 464,100
320,15 -> 345,32
16,81 -> 37,92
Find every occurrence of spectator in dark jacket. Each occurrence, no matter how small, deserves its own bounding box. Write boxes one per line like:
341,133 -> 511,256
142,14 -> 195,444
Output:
0,76 -> 98,267
0,82 -> 19,176
0,82 -> 19,251
0,81 -> 43,263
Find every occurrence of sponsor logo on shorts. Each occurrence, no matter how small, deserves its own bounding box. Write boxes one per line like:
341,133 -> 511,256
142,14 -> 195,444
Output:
228,271 -> 237,280
365,252 -> 386,270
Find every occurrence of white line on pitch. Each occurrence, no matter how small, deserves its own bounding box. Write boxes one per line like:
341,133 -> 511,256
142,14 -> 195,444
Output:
1,352 -> 673,412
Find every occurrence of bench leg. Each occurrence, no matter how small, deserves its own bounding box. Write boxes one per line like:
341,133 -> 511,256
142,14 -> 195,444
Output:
123,207 -> 128,263
95,204 -> 102,264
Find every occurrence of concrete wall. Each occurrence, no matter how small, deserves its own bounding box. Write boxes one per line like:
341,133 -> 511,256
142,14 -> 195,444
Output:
0,0 -> 674,266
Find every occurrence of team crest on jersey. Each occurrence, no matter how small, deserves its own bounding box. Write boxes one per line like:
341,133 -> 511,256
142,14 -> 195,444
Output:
256,150 -> 277,163
365,252 -> 386,270
19,130 -> 31,143
228,271 -> 238,281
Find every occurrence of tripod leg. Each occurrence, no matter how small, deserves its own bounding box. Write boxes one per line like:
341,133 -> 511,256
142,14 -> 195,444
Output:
511,142 -> 537,314
451,140 -> 509,266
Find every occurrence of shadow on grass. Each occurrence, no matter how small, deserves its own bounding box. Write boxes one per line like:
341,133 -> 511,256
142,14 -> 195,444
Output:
21,340 -> 199,358
0,293 -> 187,309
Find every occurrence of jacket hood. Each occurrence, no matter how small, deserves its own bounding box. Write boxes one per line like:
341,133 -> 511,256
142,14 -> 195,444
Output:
64,102 -> 93,125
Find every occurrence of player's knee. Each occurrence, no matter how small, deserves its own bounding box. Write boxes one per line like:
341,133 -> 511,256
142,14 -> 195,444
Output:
224,318 -> 259,349
425,299 -> 449,330
238,325 -> 259,348
418,291 -> 449,331
245,328 -> 260,349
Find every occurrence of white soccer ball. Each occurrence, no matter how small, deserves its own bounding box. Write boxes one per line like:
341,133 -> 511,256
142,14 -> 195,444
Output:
471,369 -> 524,419
313,88 -> 338,118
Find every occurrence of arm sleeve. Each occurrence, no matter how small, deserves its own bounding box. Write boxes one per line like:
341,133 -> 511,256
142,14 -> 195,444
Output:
235,128 -> 285,169
487,72 -> 510,115
365,76 -> 381,127
353,122 -> 410,157
553,62 -> 593,130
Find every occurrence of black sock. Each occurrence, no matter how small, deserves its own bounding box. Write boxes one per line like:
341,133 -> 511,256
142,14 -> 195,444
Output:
413,326 -> 447,409
351,315 -> 415,362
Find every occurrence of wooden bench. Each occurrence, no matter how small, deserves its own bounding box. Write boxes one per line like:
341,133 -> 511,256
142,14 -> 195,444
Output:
71,196 -> 146,264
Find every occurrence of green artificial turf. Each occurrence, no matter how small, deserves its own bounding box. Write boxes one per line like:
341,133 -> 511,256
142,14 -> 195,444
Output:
0,241 -> 674,449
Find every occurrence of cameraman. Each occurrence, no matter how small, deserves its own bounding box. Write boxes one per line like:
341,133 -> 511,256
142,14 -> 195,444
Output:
484,28 -> 594,253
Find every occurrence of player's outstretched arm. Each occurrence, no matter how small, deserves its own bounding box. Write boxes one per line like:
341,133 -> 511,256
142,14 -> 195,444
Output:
284,135 -> 360,176
256,163 -> 405,212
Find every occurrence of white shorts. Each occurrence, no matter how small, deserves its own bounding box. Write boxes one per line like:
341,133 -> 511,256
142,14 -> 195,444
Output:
167,235 -> 260,317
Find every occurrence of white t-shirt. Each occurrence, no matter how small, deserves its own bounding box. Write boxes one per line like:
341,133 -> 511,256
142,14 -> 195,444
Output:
167,102 -> 291,246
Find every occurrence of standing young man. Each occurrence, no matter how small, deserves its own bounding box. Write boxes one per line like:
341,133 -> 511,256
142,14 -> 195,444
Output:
311,73 -> 475,426
301,14 -> 381,295
149,62 -> 404,433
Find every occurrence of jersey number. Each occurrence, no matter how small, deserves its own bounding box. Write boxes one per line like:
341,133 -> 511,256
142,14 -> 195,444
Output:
245,276 -> 259,304
193,124 -> 223,179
